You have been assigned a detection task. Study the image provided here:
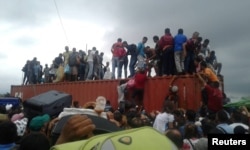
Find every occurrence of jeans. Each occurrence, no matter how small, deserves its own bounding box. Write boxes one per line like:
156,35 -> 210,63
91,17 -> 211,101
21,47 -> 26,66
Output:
124,56 -> 128,78
112,56 -> 119,79
94,65 -> 102,79
118,56 -> 128,78
162,48 -> 175,75
184,51 -> 195,74
214,62 -> 222,75
87,61 -> 94,79
174,51 -> 185,73
129,55 -> 137,77
78,63 -> 85,80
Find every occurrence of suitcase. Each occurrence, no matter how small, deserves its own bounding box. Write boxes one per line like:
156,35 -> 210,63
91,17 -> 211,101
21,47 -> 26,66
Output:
23,90 -> 72,119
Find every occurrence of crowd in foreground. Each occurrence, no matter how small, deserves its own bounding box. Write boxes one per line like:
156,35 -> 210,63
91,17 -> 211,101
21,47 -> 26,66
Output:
0,91 -> 249,150
21,28 -> 222,84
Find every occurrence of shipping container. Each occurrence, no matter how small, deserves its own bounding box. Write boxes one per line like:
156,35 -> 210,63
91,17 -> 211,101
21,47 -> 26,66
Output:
11,75 -> 203,112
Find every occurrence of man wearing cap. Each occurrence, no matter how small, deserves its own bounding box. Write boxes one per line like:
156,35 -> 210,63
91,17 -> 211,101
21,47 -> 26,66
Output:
29,114 -> 51,134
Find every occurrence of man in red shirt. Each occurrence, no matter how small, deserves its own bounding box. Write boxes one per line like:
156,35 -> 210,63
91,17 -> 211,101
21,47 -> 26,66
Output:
131,68 -> 147,108
196,73 -> 223,114
183,32 -> 199,74
158,28 -> 174,76
111,38 -> 123,79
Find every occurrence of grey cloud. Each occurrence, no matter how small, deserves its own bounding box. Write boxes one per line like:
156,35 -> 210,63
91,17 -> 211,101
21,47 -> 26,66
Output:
12,36 -> 37,47
0,0 -> 55,27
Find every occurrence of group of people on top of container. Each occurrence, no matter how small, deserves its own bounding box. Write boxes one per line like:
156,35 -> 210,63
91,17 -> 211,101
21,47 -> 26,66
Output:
111,28 -> 222,79
21,28 -> 222,84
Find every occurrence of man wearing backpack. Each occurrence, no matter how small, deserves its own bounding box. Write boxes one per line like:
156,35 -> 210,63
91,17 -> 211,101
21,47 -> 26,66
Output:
69,48 -> 80,81
123,41 -> 138,78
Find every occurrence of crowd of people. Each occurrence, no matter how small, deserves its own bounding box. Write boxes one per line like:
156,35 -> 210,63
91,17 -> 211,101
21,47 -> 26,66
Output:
8,27 -> 247,150
21,28 -> 222,85
1,92 -> 249,150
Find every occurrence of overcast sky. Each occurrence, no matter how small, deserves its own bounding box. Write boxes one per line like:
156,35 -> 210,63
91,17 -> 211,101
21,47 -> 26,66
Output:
0,0 -> 249,99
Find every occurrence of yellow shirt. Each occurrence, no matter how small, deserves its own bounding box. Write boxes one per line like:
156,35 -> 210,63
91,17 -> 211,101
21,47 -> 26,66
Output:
203,68 -> 219,82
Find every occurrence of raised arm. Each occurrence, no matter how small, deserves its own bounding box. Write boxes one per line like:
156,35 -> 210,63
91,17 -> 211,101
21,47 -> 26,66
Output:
169,75 -> 177,87
196,73 -> 207,87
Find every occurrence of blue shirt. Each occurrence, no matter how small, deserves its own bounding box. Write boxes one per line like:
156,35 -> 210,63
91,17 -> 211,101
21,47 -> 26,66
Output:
217,123 -> 234,134
174,34 -> 187,51
137,42 -> 145,57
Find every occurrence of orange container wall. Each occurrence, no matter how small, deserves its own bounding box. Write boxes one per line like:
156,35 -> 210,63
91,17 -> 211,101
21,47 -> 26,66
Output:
143,76 -> 201,111
11,76 -> 202,112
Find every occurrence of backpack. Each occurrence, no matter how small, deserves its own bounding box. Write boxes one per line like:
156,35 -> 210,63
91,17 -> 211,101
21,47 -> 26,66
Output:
69,53 -> 78,66
51,127 -> 178,150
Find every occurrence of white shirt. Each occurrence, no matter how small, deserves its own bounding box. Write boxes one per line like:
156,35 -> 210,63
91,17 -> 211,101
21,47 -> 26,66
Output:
87,50 -> 96,62
117,83 -> 127,103
230,123 -> 249,131
200,44 -> 210,56
153,112 -> 174,134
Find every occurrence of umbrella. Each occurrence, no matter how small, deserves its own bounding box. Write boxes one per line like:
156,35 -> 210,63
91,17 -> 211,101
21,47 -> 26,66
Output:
224,97 -> 250,108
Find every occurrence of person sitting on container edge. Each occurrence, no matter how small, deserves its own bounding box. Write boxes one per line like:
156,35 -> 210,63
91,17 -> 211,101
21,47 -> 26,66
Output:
206,50 -> 222,75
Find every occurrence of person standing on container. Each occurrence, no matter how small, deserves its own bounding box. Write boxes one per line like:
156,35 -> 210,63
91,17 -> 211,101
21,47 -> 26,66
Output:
111,38 -> 123,79
159,28 -> 174,76
123,41 -> 138,78
22,60 -> 30,85
153,35 -> 162,76
86,47 -> 97,80
69,48 -> 80,81
174,28 -> 187,75
63,46 -> 71,81
137,36 -> 148,70
183,31 -> 199,74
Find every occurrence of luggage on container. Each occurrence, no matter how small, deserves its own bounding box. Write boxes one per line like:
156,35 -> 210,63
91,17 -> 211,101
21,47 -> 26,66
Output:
23,90 -> 72,119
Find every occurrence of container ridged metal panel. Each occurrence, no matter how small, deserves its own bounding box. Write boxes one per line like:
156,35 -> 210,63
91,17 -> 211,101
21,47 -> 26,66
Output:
11,76 -> 202,112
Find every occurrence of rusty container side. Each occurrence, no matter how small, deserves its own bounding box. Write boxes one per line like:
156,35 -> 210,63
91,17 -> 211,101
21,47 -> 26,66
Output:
11,76 -> 202,112
143,76 -> 202,112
